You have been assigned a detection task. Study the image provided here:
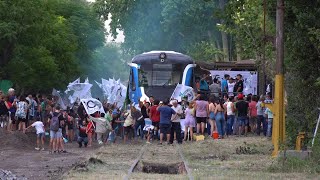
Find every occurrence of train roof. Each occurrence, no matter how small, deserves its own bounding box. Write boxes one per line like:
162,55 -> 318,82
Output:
132,51 -> 193,64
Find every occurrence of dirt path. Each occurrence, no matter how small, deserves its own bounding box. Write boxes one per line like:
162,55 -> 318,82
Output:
0,129 -> 100,180
2,129 -> 319,180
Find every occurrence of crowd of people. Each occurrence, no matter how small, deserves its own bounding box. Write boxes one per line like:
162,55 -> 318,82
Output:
0,74 -> 274,152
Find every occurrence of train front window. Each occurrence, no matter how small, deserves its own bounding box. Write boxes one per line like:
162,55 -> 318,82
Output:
139,64 -> 183,87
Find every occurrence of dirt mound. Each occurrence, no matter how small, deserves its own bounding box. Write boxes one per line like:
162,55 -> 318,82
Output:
0,129 -> 35,150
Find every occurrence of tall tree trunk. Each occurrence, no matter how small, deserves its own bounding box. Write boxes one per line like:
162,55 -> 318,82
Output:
215,40 -> 222,61
236,43 -> 241,62
219,0 -> 229,62
207,30 -> 219,61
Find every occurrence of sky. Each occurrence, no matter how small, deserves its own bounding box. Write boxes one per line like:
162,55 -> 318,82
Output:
87,0 -> 125,43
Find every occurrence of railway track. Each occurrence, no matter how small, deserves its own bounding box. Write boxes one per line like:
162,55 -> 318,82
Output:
124,143 -> 193,180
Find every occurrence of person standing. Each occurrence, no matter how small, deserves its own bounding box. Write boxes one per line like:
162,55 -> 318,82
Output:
48,106 -> 64,153
157,99 -> 176,145
256,95 -> 267,136
226,97 -> 236,136
233,74 -> 244,95
183,102 -> 195,141
209,78 -> 221,98
235,94 -> 249,136
208,97 -> 216,136
227,78 -> 236,98
132,105 -> 145,140
215,99 -> 226,139
221,74 -> 230,96
265,107 -> 273,137
248,95 -> 258,134
0,95 -> 10,130
8,88 -> 17,131
170,100 -> 183,144
149,99 -> 160,139
194,94 -> 209,135
26,94 -> 37,126
123,108 -> 135,143
16,96 -> 28,133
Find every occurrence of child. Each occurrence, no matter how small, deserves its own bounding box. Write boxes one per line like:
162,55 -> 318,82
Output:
143,124 -> 154,144
25,118 -> 45,150
78,120 -> 88,148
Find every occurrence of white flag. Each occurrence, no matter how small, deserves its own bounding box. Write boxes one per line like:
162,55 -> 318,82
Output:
81,98 -> 105,115
171,84 -> 195,102
52,88 -> 67,110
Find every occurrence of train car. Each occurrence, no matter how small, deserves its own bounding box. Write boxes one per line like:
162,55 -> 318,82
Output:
127,51 -> 195,104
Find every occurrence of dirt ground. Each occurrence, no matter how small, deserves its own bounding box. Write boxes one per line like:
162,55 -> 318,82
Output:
0,129 -> 100,180
1,129 -> 319,180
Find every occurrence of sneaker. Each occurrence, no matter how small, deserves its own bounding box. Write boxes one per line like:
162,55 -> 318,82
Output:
41,148 -> 45,151
35,147 -> 40,151
146,141 -> 151,144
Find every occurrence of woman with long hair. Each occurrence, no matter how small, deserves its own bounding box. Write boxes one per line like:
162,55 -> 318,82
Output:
194,94 -> 209,135
208,96 -> 217,136
214,98 -> 226,139
16,95 -> 28,133
183,102 -> 196,141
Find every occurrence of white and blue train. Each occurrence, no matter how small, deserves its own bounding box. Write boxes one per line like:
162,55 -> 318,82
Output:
128,51 -> 197,104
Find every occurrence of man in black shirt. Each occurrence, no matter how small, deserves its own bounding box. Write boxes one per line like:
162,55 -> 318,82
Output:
235,93 -> 249,136
234,74 -> 244,96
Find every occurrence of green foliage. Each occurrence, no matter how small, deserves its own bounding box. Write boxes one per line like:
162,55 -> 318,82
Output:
186,41 -> 224,61
285,0 -> 320,146
94,0 -> 222,61
269,139 -> 320,174
87,43 -> 129,81
222,0 -> 275,59
0,0 -> 105,93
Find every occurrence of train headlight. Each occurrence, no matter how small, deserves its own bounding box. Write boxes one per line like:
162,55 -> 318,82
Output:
159,52 -> 166,62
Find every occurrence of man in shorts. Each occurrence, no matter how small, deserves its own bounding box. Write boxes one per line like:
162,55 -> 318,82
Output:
48,106 -> 64,153
236,94 -> 249,136
149,99 -> 160,139
157,99 -> 176,145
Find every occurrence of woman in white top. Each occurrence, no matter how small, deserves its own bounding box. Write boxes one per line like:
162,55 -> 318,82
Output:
226,97 -> 235,136
208,96 -> 217,136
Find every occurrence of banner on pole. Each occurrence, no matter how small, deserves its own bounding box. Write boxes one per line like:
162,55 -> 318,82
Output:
81,98 -> 105,115
171,84 -> 195,102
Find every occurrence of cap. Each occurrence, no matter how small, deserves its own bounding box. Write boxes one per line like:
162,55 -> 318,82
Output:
159,101 -> 163,104
237,93 -> 244,100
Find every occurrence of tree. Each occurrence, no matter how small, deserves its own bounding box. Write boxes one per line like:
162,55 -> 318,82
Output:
94,0 -> 226,61
285,0 -> 320,145
0,0 -> 105,93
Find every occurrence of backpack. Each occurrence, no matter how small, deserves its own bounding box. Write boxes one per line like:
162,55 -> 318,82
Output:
50,113 -> 61,131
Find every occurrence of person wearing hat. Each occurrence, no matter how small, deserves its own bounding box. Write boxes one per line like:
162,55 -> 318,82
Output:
235,93 -> 249,136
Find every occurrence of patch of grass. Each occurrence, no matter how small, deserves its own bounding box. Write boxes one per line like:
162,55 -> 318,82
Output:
269,156 -> 320,174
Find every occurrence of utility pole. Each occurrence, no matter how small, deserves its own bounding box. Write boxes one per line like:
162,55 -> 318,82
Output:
264,0 -> 285,157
